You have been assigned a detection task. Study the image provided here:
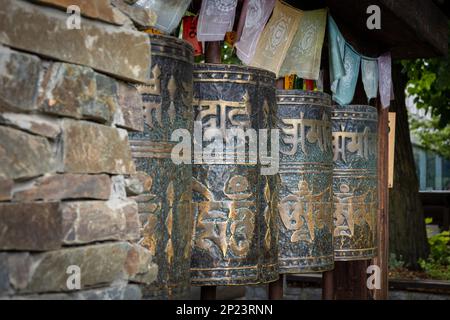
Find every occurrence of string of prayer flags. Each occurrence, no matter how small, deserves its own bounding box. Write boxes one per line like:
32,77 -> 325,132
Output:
304,79 -> 315,91
361,58 -> 379,101
197,0 -> 238,42
333,44 -> 361,105
182,16 -> 203,56
328,14 -> 394,105
225,31 -> 237,46
378,52 -> 394,108
328,15 -> 346,95
284,74 -> 295,89
235,0 -> 276,65
134,0 -> 191,34
250,0 -> 302,77
279,8 -> 327,80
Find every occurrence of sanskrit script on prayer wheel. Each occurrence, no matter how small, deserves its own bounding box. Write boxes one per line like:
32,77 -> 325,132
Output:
276,90 -> 334,273
128,34 -> 194,298
190,64 -> 279,286
332,105 -> 378,261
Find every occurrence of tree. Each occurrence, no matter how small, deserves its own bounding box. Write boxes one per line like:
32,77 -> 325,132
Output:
389,22 -> 449,268
402,22 -> 450,158
389,63 -> 429,269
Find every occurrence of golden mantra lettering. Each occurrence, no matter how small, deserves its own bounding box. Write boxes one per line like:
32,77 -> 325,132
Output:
280,113 -> 332,155
194,92 -> 251,138
193,176 -> 255,258
278,180 -> 330,243
334,183 -> 377,237
332,127 -> 377,162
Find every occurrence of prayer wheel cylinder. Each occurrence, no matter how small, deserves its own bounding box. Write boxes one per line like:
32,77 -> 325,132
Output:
190,64 -> 279,286
128,34 -> 194,298
332,105 -> 378,261
276,90 -> 334,273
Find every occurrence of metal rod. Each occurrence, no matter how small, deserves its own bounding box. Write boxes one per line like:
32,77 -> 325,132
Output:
205,42 -> 221,64
276,78 -> 284,90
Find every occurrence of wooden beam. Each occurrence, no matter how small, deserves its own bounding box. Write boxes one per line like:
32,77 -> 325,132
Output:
379,0 -> 448,56
326,0 -> 448,58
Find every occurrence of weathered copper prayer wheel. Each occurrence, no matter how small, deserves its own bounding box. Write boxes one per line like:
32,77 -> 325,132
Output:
332,105 -> 378,261
190,64 -> 279,286
128,34 -> 194,298
276,90 -> 334,273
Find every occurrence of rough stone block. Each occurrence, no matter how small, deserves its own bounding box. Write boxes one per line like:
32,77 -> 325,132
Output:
0,46 -> 41,112
0,113 -> 61,138
2,242 -> 157,294
61,200 -> 140,244
31,0 -> 128,26
0,126 -> 55,180
0,202 -> 62,251
0,0 -> 152,83
111,0 -> 157,28
0,179 -> 13,201
61,119 -> 135,174
12,174 -> 111,202
114,82 -> 144,132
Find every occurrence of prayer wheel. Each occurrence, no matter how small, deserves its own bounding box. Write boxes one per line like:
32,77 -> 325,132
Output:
276,90 -> 334,273
332,105 -> 378,261
190,64 -> 279,286
128,34 -> 194,298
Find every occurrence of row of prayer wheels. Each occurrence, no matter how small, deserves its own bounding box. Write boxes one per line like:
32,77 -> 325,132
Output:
129,34 -> 378,298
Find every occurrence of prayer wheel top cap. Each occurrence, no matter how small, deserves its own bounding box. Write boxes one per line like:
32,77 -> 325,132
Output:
148,33 -> 194,63
194,63 -> 276,83
276,89 -> 332,107
332,105 -> 378,120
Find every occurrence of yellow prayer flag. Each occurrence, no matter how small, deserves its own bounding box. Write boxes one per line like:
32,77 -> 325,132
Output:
250,1 -> 302,77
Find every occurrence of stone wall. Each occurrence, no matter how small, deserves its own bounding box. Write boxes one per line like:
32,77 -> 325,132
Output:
0,0 -> 158,300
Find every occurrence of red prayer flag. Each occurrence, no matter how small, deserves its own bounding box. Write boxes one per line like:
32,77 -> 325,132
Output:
182,16 -> 203,56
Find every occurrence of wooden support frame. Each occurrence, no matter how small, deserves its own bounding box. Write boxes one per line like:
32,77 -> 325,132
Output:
371,101 -> 390,300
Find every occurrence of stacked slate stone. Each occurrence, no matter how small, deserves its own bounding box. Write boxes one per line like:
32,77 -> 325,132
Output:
0,0 -> 160,300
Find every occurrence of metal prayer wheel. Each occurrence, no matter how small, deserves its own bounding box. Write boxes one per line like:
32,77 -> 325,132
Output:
190,64 -> 279,286
332,105 -> 378,261
128,34 -> 194,298
276,90 -> 334,273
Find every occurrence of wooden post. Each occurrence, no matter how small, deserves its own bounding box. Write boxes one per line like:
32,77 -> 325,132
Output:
322,270 -> 334,300
268,276 -> 284,300
200,286 -> 217,300
371,100 -> 390,300
205,42 -> 221,64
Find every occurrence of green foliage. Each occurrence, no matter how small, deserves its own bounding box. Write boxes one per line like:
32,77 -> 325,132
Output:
419,230 -> 450,280
410,116 -> 450,159
221,42 -> 242,65
401,22 -> 450,158
389,253 -> 406,269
